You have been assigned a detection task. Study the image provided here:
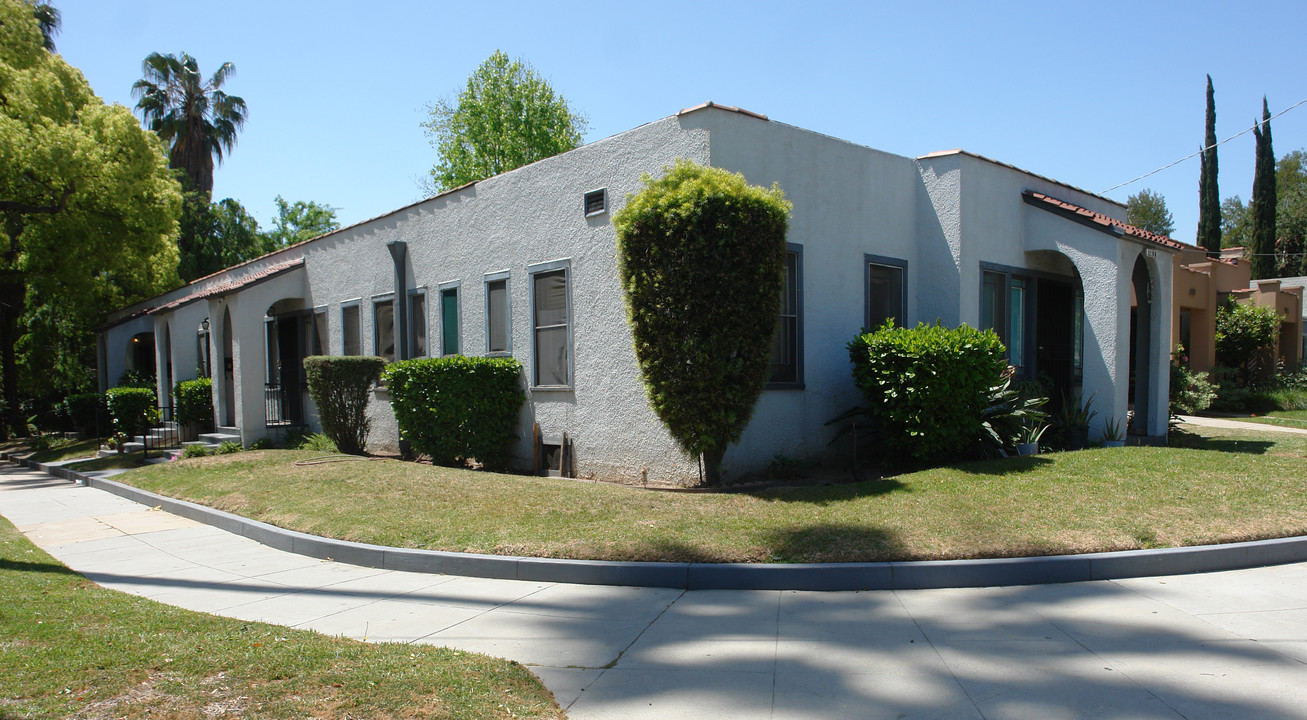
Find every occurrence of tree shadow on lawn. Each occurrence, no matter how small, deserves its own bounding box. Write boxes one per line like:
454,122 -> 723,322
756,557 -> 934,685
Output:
951,454 -> 1055,476
743,476 -> 909,505
615,524 -> 905,564
1167,431 -> 1276,455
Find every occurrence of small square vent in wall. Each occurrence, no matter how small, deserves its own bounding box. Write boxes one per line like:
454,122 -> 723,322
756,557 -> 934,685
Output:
584,189 -> 607,217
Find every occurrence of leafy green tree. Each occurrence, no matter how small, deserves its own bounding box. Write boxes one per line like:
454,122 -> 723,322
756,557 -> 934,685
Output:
176,193 -> 267,281
1220,195 -> 1250,249
1126,188 -> 1175,236
1251,98 -> 1276,280
0,0 -> 181,435
422,50 -> 587,193
131,52 -> 247,196
1274,150 -> 1307,276
1215,299 -> 1281,382
263,195 -> 339,250
612,160 -> 791,486
1198,75 -> 1221,255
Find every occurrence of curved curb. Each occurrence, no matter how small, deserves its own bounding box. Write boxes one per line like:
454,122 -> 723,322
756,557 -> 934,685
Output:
11,455 -> 1307,591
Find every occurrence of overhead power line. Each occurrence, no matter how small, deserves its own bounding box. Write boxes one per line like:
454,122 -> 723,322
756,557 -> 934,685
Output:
1101,96 -> 1307,194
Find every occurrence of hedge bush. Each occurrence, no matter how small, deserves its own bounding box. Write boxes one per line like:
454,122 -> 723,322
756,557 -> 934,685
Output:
1215,300 -> 1282,382
611,159 -> 791,485
105,386 -> 156,439
383,355 -> 524,468
848,321 -> 1009,467
173,378 -> 213,430
63,392 -> 106,436
303,355 -> 385,455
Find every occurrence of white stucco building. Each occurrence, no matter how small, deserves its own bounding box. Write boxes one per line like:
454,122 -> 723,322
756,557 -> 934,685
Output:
98,103 -> 1183,484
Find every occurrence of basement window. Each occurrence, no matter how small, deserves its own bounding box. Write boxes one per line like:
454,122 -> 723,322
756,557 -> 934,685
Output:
584,189 -> 607,217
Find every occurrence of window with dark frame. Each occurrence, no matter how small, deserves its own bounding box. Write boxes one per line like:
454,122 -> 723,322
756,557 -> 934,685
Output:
486,277 -> 510,355
440,287 -> 459,356
342,304 -> 361,356
374,300 -> 395,362
767,247 -> 802,386
409,292 -> 427,358
866,258 -> 905,330
532,268 -> 570,387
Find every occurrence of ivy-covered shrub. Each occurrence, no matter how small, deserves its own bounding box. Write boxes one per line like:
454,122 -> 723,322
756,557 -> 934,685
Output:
1215,299 -> 1282,383
611,159 -> 791,485
383,355 -> 524,468
173,377 -> 213,432
63,392 -> 107,436
848,321 -> 1008,467
105,386 -> 156,439
303,355 -> 385,456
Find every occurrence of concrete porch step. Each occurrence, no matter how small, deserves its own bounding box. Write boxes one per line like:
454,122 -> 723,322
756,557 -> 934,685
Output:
198,431 -> 240,445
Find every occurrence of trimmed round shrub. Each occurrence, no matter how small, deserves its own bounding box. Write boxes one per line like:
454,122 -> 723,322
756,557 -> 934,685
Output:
611,159 -> 791,485
383,356 -> 524,468
105,386 -> 156,439
173,377 -> 213,431
303,355 -> 385,456
849,321 -> 1008,467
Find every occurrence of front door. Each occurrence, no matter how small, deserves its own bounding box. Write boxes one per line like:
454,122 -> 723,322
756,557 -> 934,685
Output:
1035,279 -> 1075,404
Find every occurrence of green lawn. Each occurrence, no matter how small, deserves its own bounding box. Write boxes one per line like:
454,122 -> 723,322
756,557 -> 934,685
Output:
1240,410 -> 1307,430
0,518 -> 562,720
104,426 -> 1307,563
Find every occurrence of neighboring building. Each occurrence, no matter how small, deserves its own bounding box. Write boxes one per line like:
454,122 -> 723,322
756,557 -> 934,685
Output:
1173,248 -> 1304,372
98,103 -> 1182,484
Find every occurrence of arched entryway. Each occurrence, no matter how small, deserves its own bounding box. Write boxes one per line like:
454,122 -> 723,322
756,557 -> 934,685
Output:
126,332 -> 156,383
160,322 -> 173,403
221,307 -> 235,427
1129,255 -> 1158,436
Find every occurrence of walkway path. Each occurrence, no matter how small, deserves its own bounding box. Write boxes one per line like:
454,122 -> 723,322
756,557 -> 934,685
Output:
4,462 -> 1307,719
1178,413 -> 1307,436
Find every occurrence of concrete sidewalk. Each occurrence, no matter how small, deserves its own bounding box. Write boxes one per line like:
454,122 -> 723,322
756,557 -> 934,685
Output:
4,462 -> 1307,719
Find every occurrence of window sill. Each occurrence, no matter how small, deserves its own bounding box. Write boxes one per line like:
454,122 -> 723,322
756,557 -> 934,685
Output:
530,385 -> 574,393
764,382 -> 805,391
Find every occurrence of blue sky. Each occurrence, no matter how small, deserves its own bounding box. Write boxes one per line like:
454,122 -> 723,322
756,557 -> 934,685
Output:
54,0 -> 1307,244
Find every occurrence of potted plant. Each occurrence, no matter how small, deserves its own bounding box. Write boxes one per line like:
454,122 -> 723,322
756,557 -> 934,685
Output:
1016,420 -> 1047,456
1102,418 -> 1125,448
1057,392 -> 1097,451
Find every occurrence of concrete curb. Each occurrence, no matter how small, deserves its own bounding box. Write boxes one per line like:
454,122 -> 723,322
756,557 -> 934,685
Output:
9,454 -> 1307,591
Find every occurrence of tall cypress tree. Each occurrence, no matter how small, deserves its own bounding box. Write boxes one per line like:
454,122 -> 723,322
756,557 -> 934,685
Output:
1197,75 -> 1222,255
1250,97 -> 1277,280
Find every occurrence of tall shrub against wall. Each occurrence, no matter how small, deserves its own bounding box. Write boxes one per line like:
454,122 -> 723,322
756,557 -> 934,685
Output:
303,356 -> 385,455
1215,300 -> 1282,382
612,159 -> 791,486
105,386 -> 156,439
173,378 -> 213,438
848,321 -> 1008,467
382,356 -> 524,469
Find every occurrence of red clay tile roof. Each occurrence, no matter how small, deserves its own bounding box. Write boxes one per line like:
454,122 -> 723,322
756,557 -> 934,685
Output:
1022,191 -> 1193,251
149,258 -> 305,315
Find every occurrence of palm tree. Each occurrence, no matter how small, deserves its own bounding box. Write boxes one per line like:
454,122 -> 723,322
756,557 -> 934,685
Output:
28,2 -> 60,52
132,52 -> 247,196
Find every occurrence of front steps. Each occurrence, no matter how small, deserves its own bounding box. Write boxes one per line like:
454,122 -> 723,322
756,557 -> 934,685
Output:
99,425 -> 241,459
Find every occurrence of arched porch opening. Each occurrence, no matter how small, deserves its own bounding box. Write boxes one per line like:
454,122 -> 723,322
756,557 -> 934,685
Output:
221,307 -> 235,427
265,298 -> 312,428
1129,254 -> 1161,436
126,331 -> 156,383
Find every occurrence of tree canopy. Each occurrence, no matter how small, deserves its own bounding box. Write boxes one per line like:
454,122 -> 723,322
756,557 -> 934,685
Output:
264,195 -> 339,249
421,50 -> 586,193
612,160 -> 791,486
1126,188 -> 1176,237
132,51 -> 246,196
1,0 -> 181,432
